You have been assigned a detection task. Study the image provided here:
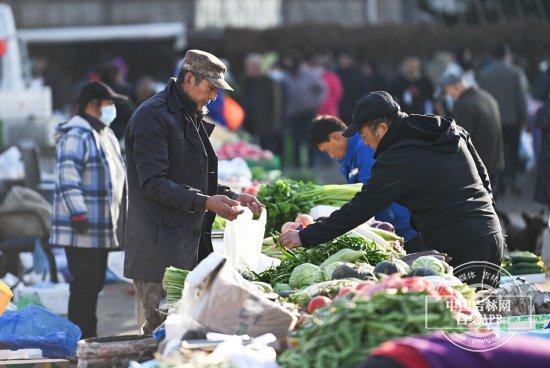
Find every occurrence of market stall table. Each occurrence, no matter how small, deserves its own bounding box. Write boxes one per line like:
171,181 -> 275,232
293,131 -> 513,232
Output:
0,359 -> 68,368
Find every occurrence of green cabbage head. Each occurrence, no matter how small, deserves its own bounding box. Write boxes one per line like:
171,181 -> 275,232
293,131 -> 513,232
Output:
289,263 -> 325,289
411,256 -> 446,275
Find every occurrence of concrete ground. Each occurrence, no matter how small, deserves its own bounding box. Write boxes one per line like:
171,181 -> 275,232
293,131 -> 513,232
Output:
96,171 -> 550,337
97,282 -> 139,336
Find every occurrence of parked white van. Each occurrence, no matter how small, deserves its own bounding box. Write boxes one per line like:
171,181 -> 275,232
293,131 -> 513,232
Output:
0,4 -> 53,147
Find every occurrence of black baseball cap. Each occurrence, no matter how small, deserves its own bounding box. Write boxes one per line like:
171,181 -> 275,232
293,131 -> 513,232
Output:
343,91 -> 400,138
75,81 -> 128,106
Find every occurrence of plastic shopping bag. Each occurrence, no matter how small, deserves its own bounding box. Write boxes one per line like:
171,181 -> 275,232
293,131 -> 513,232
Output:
0,305 -> 81,357
178,253 -> 297,339
209,333 -> 278,368
223,207 -> 266,272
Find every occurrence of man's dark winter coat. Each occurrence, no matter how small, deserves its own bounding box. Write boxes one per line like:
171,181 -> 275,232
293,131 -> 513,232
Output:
124,78 -> 234,282
453,87 -> 505,176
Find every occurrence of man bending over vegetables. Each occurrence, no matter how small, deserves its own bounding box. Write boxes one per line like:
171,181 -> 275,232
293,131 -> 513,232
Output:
281,91 -> 504,286
309,115 -> 418,245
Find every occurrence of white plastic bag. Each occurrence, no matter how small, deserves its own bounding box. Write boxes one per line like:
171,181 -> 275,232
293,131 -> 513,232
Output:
176,253 -> 297,339
209,333 -> 278,368
0,147 -> 24,181
223,207 -> 266,273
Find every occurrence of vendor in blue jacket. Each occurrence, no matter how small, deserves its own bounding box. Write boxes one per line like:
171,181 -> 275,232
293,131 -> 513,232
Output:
310,115 -> 418,242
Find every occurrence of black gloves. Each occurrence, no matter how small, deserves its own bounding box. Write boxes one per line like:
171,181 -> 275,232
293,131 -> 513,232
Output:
71,214 -> 90,234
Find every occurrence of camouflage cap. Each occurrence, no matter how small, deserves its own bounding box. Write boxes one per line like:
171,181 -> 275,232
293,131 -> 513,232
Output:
181,49 -> 234,91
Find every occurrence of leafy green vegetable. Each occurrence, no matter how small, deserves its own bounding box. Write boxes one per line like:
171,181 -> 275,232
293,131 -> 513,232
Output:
274,283 -> 292,294
350,226 -> 405,257
250,165 -> 267,180
319,249 -> 366,269
289,263 -> 325,289
262,236 -> 285,259
212,216 -> 227,230
407,267 -> 439,277
411,256 -> 447,275
257,179 -> 362,235
369,227 -> 404,242
251,234 -> 390,286
394,259 -> 411,274
289,279 -> 360,307
162,266 -> 190,304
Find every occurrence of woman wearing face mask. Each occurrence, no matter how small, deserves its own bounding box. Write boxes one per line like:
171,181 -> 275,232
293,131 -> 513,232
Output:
50,81 -> 128,338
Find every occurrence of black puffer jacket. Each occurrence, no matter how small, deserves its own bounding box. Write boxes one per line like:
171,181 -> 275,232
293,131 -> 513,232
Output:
300,114 -> 501,253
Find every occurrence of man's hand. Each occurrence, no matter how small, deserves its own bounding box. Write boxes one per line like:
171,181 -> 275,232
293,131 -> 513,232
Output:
280,230 -> 302,249
206,195 -> 243,221
236,193 -> 265,216
71,214 -> 90,234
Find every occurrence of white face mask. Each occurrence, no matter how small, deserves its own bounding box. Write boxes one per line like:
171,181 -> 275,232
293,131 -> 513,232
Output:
100,105 -> 117,126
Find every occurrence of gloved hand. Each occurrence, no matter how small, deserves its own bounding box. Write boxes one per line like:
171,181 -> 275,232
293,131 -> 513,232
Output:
71,214 -> 90,234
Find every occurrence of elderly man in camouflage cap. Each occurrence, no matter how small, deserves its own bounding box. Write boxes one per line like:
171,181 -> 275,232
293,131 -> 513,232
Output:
124,49 -> 263,333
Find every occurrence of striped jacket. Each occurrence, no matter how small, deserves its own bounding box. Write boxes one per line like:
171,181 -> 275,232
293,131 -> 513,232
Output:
50,115 -> 126,249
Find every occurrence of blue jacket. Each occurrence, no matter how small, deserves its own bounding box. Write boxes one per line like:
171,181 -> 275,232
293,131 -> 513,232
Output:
338,134 -> 417,241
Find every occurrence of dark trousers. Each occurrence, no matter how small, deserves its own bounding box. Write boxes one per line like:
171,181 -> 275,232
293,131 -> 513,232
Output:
448,233 -> 504,288
134,280 -> 166,334
289,111 -> 316,167
65,247 -> 108,339
502,124 -> 520,182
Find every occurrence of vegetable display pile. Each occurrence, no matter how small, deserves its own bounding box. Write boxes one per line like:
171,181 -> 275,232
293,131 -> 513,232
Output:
217,141 -> 274,161
162,266 -> 190,304
349,225 -> 405,257
257,179 -> 362,235
502,251 -> 547,275
279,275 -> 467,368
212,216 -> 227,231
251,234 -> 390,286
411,255 -> 448,275
289,279 -> 361,307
